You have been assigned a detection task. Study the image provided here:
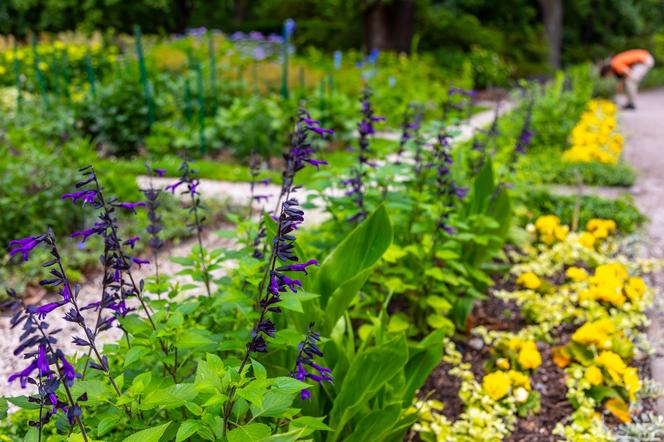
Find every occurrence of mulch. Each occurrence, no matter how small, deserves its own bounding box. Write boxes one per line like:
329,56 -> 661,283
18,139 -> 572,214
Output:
419,280 -> 658,440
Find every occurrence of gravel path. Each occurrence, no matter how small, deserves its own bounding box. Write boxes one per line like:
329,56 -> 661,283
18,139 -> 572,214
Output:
619,88 -> 664,414
0,99 -> 512,398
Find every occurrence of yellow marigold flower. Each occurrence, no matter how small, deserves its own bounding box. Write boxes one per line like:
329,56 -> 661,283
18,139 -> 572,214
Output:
578,232 -> 596,249
594,262 -> 628,281
507,337 -> 523,351
496,358 -> 510,370
572,319 -> 615,347
625,276 -> 646,300
552,346 -> 571,368
585,365 -> 603,385
623,367 -> 641,402
605,398 -> 631,423
596,351 -> 627,382
482,371 -> 511,401
508,370 -> 531,390
516,272 -> 541,290
566,266 -> 588,282
518,341 -> 542,369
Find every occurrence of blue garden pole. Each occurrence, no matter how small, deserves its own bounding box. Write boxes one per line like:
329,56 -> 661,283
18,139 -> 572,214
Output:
281,19 -> 295,99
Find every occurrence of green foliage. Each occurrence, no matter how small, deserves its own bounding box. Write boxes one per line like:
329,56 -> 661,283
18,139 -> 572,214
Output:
517,189 -> 645,234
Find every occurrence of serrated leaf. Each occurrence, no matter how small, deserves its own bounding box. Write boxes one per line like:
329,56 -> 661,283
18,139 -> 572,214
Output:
122,422 -> 172,442
227,423 -> 271,442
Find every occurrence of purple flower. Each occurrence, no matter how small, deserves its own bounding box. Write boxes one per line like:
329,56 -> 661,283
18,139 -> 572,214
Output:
164,180 -> 185,193
36,345 -> 49,375
71,227 -> 101,243
8,359 -> 38,388
291,323 -> 333,400
28,301 -> 65,320
8,236 -> 43,261
123,236 -> 140,249
132,257 -> 150,268
59,353 -> 78,386
284,19 -> 296,38
277,259 -> 319,275
114,202 -> 146,214
304,159 -> 329,170
62,190 -> 97,205
153,168 -> 167,177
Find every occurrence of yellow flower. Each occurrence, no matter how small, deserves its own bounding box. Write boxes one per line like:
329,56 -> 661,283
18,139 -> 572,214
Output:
508,370 -> 531,390
584,365 -> 603,385
565,266 -> 588,282
534,215 -> 568,244
596,351 -> 627,382
572,319 -> 615,348
0,65 -> 6,76
507,337 -> 523,351
552,346 -> 571,368
578,232 -> 596,249
516,272 -> 541,290
605,398 -> 631,423
623,367 -> 641,401
482,371 -> 510,401
625,276 -> 646,300
518,341 -> 542,369
496,358 -> 510,370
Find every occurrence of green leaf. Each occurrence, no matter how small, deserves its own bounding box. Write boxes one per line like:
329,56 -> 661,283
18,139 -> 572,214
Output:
175,329 -> 216,351
250,391 -> 294,418
402,330 -> 446,405
122,422 -> 172,442
289,416 -> 332,433
23,427 -> 39,442
97,417 -> 117,437
329,334 -> 408,436
124,346 -> 151,367
0,398 -> 8,419
270,377 -> 309,395
314,204 -> 393,330
426,314 -> 455,333
425,295 -> 452,313
7,396 -> 41,410
176,420 -> 200,442
227,423 -> 272,442
252,359 -> 267,381
237,379 -> 268,407
344,403 -> 401,442
141,384 -> 198,410
388,314 -> 410,333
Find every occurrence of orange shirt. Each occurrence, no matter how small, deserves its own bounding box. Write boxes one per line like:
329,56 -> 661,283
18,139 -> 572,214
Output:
610,49 -> 652,75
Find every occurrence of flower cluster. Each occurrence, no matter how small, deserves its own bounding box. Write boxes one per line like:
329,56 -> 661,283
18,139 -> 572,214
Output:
554,317 -> 641,423
142,164 -> 166,291
343,88 -> 384,223
432,132 -> 466,235
244,107 -> 330,361
292,323 -> 333,400
166,157 -> 212,296
395,102 -> 423,165
562,99 -> 623,164
577,262 -> 646,307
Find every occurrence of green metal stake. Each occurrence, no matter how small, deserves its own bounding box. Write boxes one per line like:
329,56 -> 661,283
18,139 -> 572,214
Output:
319,78 -> 325,122
207,31 -> 217,115
51,51 -> 61,102
13,42 -> 22,110
184,76 -> 193,122
196,61 -> 206,154
31,33 -> 49,109
134,25 -> 155,127
85,53 -> 96,98
61,50 -> 70,101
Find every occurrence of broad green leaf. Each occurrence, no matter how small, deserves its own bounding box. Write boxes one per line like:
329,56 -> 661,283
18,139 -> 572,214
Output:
314,204 -> 393,330
425,295 -> 452,313
24,427 -> 38,442
252,359 -> 267,381
426,314 -> 455,333
402,330 -> 446,405
236,379 -> 268,407
122,422 -> 172,442
124,346 -> 150,367
388,314 -> 410,333
329,334 -> 408,437
250,391 -> 294,418
289,416 -> 332,434
0,398 -> 7,419
344,403 -> 401,442
141,384 -> 198,410
227,423 -> 272,442
175,329 -> 216,351
97,417 -> 117,437
176,420 -> 200,442
7,396 -> 41,410
270,377 -> 309,395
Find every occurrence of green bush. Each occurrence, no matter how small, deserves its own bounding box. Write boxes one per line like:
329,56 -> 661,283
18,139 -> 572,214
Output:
517,189 -> 645,233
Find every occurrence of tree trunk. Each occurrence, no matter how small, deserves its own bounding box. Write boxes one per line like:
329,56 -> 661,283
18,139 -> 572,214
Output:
538,0 -> 563,70
362,0 -> 414,54
233,0 -> 247,24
